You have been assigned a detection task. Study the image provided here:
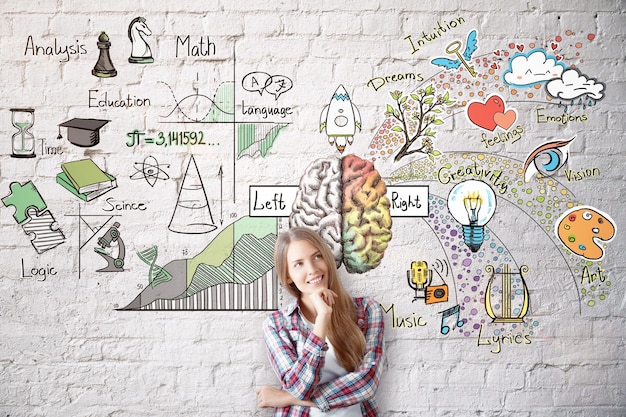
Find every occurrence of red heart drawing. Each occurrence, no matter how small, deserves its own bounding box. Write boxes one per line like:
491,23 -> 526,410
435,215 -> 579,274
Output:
494,109 -> 517,130
551,42 -> 558,50
556,55 -> 562,60
517,44 -> 524,51
494,50 -> 501,56
467,95 -> 505,131
491,63 -> 498,69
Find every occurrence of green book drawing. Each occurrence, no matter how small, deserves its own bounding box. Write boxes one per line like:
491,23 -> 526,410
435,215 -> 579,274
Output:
61,159 -> 115,194
56,171 -> 117,201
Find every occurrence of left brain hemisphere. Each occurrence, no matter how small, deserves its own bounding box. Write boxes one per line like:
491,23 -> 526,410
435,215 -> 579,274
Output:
341,155 -> 392,273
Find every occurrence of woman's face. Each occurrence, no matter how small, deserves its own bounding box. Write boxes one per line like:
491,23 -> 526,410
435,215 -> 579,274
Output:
286,239 -> 329,296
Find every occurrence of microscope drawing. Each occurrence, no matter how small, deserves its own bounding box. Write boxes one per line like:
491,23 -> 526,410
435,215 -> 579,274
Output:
94,222 -> 125,272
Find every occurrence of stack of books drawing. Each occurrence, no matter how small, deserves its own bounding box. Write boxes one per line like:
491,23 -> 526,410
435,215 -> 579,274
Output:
56,158 -> 117,201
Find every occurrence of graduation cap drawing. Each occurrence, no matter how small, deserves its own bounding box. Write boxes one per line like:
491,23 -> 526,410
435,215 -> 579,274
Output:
58,118 -> 110,147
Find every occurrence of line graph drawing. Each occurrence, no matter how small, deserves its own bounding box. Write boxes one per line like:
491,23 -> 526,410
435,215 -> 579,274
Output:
119,216 -> 279,311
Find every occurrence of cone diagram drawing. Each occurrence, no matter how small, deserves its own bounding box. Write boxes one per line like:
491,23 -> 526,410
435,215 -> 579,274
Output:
168,155 -> 217,234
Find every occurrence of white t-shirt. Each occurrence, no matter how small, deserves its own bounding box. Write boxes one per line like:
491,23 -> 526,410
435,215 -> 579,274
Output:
301,314 -> 362,416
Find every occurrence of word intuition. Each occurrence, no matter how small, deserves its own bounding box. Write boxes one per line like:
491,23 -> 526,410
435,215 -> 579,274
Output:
404,17 -> 466,54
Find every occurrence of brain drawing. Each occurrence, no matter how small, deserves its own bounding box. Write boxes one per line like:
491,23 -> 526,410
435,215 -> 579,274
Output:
290,154 -> 392,274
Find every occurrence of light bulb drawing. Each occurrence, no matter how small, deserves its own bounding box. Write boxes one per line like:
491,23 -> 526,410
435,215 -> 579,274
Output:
447,180 -> 497,252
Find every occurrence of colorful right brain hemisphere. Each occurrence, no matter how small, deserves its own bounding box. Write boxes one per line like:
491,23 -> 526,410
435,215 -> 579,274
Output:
290,154 -> 392,274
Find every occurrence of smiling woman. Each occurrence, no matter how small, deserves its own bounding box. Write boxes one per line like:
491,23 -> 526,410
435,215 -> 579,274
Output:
256,227 -> 385,416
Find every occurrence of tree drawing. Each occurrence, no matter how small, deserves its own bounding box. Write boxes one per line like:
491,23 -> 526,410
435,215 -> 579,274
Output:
385,86 -> 455,162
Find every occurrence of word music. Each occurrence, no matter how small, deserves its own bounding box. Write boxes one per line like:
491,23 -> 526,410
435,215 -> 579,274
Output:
380,303 -> 427,329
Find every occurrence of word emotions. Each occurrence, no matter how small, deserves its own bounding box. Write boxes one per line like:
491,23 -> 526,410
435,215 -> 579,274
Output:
476,324 -> 531,354
126,130 -> 215,148
380,303 -> 427,329
556,206 -> 616,261
467,95 -> 518,132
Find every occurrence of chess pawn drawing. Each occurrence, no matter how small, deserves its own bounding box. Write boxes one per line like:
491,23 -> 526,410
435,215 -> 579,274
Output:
128,17 -> 154,64
92,31 -> 117,78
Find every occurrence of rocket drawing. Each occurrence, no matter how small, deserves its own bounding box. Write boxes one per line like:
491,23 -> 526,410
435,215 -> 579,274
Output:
319,85 -> 362,153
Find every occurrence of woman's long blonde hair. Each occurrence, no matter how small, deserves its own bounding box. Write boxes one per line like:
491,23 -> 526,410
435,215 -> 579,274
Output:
274,227 -> 366,372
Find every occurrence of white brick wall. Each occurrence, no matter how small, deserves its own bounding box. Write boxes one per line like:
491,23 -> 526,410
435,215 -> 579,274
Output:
0,1 -> 624,416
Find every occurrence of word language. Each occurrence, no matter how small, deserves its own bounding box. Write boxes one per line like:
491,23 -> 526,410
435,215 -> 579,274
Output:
536,107 -> 588,125
125,130 -> 214,148
437,161 -> 509,194
88,90 -> 151,108
21,259 -> 56,282
476,324 -> 531,354
481,125 -> 524,148
176,35 -> 216,57
367,72 -> 424,91
380,303 -> 427,329
241,101 -> 293,119
404,17 -> 466,54
24,35 -> 87,62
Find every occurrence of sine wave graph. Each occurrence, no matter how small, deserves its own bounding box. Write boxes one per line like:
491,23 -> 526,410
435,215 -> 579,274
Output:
159,80 -> 235,123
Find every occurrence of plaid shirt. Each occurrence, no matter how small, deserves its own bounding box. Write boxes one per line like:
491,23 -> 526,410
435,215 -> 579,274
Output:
262,296 -> 385,416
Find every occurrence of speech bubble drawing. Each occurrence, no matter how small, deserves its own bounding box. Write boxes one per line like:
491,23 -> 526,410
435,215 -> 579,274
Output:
242,72 -> 272,95
265,75 -> 293,100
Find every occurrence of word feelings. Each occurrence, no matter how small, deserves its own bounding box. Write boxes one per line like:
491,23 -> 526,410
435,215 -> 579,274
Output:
126,130 -> 215,148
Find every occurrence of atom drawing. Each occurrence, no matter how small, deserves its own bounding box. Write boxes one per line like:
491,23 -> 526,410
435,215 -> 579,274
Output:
130,155 -> 170,187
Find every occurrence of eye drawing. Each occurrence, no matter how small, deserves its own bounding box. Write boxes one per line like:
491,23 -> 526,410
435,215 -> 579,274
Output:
523,136 -> 575,182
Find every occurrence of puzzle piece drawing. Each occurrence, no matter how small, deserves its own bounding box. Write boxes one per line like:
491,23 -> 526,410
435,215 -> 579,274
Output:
23,207 -> 65,254
2,181 -> 47,224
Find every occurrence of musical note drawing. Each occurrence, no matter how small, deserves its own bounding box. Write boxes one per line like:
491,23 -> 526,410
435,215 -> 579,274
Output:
440,304 -> 464,335
431,30 -> 478,77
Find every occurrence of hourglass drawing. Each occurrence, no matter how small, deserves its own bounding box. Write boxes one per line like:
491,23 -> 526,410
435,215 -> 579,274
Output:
10,108 -> 36,158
